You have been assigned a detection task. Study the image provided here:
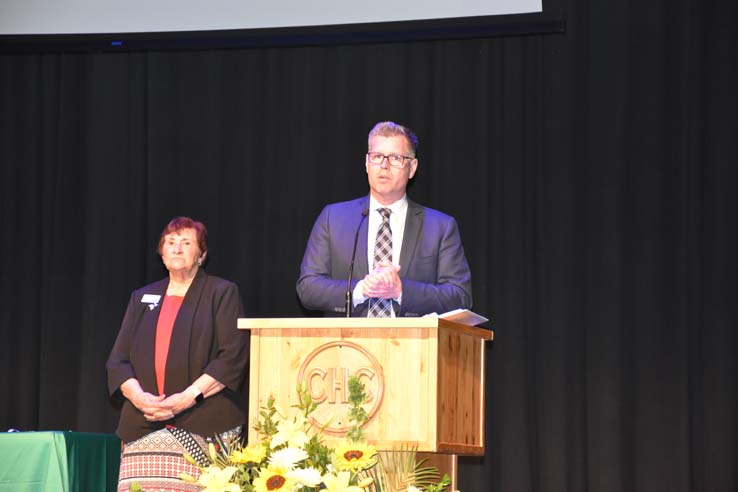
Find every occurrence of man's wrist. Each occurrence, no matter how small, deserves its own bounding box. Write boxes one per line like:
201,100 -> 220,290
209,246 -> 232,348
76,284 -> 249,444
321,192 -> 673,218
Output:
353,280 -> 367,305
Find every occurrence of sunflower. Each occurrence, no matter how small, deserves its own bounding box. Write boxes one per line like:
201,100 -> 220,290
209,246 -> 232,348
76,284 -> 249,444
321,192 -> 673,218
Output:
231,443 -> 267,464
332,441 -> 378,472
253,465 -> 297,492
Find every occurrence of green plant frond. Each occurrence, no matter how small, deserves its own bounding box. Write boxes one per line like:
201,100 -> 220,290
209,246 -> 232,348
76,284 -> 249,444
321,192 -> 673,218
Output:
312,413 -> 335,434
346,375 -> 370,442
410,467 -> 443,487
425,474 -> 452,492
253,397 -> 280,439
367,446 -> 441,492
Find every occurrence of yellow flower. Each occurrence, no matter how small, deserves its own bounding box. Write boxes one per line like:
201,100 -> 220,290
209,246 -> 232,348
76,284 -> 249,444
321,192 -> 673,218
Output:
357,477 -> 374,488
208,442 -> 218,462
197,465 -> 240,492
332,441 -> 378,472
178,473 -> 197,482
231,442 -> 267,464
253,465 -> 297,492
322,471 -> 364,492
270,415 -> 309,449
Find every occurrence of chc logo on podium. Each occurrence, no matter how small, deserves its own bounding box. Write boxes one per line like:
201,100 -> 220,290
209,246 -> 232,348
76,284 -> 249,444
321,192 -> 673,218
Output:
297,341 -> 385,435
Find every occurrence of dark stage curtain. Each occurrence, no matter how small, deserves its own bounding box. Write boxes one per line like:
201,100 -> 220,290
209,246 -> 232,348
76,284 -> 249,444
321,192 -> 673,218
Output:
1,1 -> 736,491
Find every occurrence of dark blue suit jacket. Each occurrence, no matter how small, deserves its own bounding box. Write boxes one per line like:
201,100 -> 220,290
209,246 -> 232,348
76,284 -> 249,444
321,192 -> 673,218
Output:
296,195 -> 472,316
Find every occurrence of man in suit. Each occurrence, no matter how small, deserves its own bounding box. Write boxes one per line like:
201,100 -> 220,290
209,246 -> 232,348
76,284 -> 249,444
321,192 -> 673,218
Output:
296,121 -> 472,317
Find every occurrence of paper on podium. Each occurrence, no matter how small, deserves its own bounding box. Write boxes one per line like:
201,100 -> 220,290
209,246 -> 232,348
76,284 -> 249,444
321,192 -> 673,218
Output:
424,308 -> 489,326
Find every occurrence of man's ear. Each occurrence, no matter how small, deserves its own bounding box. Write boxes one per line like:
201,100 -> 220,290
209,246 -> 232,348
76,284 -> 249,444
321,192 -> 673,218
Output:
408,158 -> 418,179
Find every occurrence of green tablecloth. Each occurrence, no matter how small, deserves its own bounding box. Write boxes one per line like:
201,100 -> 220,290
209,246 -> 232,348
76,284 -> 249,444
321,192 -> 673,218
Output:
0,431 -> 121,492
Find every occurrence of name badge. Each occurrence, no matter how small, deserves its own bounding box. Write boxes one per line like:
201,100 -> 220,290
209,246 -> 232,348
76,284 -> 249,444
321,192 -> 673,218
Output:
141,294 -> 161,310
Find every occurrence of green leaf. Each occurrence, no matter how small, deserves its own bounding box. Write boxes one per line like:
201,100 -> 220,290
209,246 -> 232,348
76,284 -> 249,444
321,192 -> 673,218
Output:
367,446 -> 441,492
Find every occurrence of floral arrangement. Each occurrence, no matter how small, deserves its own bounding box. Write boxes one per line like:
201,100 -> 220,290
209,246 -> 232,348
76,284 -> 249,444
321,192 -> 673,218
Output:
179,376 -> 455,492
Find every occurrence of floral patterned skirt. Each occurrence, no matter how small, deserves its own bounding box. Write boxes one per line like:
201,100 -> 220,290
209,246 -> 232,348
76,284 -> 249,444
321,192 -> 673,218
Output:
116,426 -> 241,492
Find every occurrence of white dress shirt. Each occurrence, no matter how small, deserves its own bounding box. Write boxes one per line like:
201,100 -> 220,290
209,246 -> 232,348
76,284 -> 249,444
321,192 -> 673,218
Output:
352,195 -> 408,311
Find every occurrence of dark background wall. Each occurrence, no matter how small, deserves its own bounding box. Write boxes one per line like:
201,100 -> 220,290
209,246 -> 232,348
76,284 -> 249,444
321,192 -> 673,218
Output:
1,1 -> 736,491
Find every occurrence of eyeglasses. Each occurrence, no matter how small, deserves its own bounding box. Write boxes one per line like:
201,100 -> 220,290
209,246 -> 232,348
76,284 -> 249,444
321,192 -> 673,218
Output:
366,152 -> 414,169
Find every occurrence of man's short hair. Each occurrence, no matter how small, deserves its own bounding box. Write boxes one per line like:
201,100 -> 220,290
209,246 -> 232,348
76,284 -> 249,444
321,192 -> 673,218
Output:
368,121 -> 419,156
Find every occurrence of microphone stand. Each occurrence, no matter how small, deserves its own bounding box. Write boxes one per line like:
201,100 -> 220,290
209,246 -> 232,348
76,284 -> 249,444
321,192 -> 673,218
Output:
345,209 -> 369,317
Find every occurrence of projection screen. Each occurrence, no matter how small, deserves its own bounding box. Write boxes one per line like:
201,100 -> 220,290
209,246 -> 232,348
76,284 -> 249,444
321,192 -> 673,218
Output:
0,0 -> 560,51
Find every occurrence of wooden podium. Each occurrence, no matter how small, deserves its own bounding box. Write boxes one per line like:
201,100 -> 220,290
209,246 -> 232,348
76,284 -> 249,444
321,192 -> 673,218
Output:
237,317 -> 493,486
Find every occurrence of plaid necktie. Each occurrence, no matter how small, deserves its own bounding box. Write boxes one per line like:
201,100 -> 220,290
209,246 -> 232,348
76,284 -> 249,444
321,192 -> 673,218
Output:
368,207 -> 393,318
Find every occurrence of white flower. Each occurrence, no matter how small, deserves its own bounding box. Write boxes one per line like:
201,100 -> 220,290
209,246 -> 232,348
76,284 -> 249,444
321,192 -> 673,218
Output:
273,402 -> 288,419
270,416 -> 309,449
269,447 -> 309,469
321,471 -> 363,492
197,465 -> 240,492
286,467 -> 323,487
407,486 -> 422,492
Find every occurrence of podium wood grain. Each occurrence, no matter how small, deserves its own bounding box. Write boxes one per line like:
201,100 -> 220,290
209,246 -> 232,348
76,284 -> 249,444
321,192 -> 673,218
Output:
239,317 -> 492,457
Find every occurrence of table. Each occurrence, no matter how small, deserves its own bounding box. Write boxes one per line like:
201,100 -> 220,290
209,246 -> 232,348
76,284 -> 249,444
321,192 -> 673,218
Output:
0,431 -> 120,492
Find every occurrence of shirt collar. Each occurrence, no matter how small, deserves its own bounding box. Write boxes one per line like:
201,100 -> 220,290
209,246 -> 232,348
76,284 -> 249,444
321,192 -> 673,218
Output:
369,194 -> 408,216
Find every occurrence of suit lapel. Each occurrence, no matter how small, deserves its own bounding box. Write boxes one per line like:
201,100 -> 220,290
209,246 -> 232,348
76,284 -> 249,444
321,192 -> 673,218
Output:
164,269 -> 207,394
137,278 -> 168,394
399,199 -> 424,278
354,196 -> 371,278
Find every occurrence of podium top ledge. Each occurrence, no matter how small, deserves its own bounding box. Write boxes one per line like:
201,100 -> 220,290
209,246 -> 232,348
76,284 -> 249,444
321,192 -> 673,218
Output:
237,317 -> 493,340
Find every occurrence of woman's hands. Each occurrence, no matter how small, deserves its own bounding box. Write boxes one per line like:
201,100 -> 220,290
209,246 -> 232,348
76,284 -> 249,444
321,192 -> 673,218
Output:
120,378 -> 196,422
120,376 -> 224,422
151,391 -> 198,420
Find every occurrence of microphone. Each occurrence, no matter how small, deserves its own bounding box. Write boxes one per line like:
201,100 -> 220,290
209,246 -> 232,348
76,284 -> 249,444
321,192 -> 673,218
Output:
345,208 -> 369,317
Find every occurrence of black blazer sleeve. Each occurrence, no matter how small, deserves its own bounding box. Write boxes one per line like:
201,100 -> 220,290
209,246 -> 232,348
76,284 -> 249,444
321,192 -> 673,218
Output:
200,279 -> 248,391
